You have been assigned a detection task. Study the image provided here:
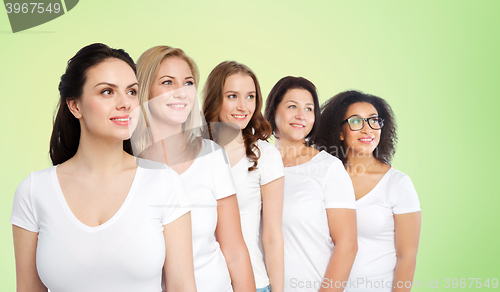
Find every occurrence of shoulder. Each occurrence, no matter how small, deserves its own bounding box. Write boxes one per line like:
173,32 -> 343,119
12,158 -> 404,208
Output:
385,167 -> 414,188
256,139 -> 280,156
317,151 -> 344,170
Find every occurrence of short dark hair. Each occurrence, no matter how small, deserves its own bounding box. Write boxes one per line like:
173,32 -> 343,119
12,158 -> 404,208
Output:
264,76 -> 320,146
314,90 -> 397,164
49,43 -> 136,165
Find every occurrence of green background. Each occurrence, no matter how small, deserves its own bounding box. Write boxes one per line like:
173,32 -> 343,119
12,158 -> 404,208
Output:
1,0 -> 499,290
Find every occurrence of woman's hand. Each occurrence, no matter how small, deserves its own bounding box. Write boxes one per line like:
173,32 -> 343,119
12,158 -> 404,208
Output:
320,208 -> 358,292
12,225 -> 47,292
216,194 -> 256,292
163,212 -> 197,292
392,211 -> 421,292
261,177 -> 285,292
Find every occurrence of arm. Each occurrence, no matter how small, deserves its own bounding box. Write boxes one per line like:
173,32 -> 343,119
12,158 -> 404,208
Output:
163,212 -> 197,292
216,194 -> 256,292
12,225 -> 47,292
320,209 -> 358,292
261,177 -> 284,292
392,212 -> 421,292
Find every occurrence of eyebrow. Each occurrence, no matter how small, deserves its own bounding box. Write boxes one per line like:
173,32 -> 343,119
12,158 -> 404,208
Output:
286,100 -> 314,106
159,75 -> 194,80
94,82 -> 138,88
347,113 -> 379,118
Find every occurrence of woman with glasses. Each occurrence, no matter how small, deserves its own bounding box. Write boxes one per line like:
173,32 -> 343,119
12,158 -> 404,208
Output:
314,90 -> 421,292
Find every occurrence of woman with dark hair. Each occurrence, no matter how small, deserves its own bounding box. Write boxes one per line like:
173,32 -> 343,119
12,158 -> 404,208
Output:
10,43 -> 196,292
264,76 -> 357,292
203,61 -> 284,292
132,49 -> 256,292
314,90 -> 421,292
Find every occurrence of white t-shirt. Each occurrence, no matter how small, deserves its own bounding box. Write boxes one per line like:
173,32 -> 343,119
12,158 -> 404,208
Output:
179,139 -> 236,292
231,139 -> 285,289
346,167 -> 421,292
282,151 -> 356,292
10,159 -> 191,292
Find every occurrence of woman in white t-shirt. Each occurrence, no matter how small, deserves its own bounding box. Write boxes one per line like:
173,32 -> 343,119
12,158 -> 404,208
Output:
202,61 -> 285,292
314,90 -> 421,292
264,76 -> 358,292
10,43 -> 196,292
131,47 -> 255,292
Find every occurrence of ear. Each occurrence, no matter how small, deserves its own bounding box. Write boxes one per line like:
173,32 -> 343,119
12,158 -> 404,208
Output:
340,131 -> 344,141
66,98 -> 82,119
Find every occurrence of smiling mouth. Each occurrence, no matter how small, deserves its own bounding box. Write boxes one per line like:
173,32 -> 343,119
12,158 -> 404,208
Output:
359,138 -> 374,142
110,117 -> 131,121
167,104 -> 187,109
232,114 -> 247,120
290,123 -> 305,129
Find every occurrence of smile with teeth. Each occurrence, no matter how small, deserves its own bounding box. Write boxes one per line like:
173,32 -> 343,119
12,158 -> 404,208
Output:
110,117 -> 131,121
167,104 -> 187,108
290,123 -> 305,129
359,138 -> 374,142
232,114 -> 247,120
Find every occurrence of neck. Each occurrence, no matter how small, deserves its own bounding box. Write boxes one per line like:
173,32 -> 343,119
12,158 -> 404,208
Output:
150,117 -> 183,143
71,129 -> 130,174
345,149 -> 377,174
224,130 -> 244,151
275,136 -> 308,159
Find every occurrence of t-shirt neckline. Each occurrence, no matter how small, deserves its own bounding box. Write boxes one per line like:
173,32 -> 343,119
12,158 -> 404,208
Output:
355,166 -> 393,202
51,164 -> 141,232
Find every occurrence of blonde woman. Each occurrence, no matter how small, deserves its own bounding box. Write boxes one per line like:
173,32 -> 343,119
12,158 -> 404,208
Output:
131,46 -> 255,292
203,61 -> 285,292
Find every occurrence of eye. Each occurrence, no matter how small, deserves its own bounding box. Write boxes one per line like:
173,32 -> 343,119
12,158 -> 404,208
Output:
350,118 -> 362,125
162,80 -> 173,85
247,94 -> 255,99
227,94 -> 237,99
288,104 -> 296,109
101,89 -> 113,95
127,89 -> 137,96
305,107 -> 313,112
185,80 -> 194,86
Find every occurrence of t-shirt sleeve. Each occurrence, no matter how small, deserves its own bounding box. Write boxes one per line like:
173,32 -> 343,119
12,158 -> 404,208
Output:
10,174 -> 39,233
162,168 -> 192,225
392,174 -> 421,214
258,142 -> 285,186
213,147 -> 237,200
324,158 -> 356,209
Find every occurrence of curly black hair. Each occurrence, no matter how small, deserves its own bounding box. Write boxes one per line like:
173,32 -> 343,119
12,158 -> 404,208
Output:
313,90 -> 397,164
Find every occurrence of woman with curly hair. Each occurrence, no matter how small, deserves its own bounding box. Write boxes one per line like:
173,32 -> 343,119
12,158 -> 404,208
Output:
264,76 -> 357,292
314,90 -> 421,292
203,61 -> 285,292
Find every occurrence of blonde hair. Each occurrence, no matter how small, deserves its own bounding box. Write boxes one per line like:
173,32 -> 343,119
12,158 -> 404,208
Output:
132,46 -> 203,159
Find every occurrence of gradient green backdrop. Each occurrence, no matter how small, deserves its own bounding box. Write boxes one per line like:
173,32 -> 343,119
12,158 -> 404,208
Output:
1,1 -> 499,290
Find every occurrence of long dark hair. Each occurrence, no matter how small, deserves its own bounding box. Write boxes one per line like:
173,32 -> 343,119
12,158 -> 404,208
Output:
49,43 -> 136,165
203,61 -> 272,171
313,90 -> 397,164
264,76 -> 321,146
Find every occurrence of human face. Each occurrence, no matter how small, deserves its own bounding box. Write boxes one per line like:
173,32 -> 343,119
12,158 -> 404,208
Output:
274,88 -> 315,142
340,102 -> 381,156
219,73 -> 256,130
68,58 -> 139,141
148,57 -> 197,127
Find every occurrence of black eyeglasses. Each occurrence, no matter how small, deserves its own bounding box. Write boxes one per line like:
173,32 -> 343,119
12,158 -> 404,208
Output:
342,116 -> 384,131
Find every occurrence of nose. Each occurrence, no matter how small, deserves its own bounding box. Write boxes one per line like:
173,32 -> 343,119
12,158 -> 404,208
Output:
172,86 -> 187,99
117,92 -> 132,110
236,97 -> 247,111
360,119 -> 372,133
295,107 -> 306,120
